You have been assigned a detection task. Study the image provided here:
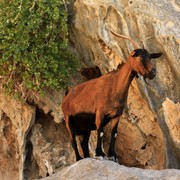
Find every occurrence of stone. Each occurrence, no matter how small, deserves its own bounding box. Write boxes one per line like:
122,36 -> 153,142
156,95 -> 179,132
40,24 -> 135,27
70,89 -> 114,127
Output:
0,90 -> 35,180
40,158 -> 180,180
26,109 -> 74,179
162,98 -> 180,163
34,90 -> 65,123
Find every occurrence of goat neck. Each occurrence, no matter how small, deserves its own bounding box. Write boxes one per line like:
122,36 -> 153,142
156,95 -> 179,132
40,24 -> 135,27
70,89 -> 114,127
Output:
115,58 -> 136,97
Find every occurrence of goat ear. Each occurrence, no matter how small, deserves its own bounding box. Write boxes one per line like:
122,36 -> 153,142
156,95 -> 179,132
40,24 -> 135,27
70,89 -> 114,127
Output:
150,53 -> 163,59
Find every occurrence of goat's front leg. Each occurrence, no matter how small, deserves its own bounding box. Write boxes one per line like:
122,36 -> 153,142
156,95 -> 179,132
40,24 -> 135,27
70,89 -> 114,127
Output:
108,117 -> 119,162
95,112 -> 106,158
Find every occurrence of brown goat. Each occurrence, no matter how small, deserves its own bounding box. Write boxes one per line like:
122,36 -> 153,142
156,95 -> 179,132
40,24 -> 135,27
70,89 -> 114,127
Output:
62,35 -> 162,162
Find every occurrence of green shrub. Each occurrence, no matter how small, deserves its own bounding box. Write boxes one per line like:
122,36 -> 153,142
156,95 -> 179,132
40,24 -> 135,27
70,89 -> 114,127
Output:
0,0 -> 79,99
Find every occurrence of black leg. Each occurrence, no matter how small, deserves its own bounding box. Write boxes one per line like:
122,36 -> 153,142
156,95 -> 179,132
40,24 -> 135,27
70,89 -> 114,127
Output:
95,122 -> 106,157
108,118 -> 119,161
68,119 -> 82,161
71,138 -> 82,161
81,131 -> 91,158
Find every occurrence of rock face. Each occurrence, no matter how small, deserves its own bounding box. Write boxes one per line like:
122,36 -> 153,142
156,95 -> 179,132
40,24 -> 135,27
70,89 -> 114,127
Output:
162,99 -> 180,149
69,0 -> 180,169
0,0 -> 180,179
41,158 -> 180,180
25,109 -> 74,179
162,98 -> 180,167
0,90 -> 35,180
115,81 -> 166,169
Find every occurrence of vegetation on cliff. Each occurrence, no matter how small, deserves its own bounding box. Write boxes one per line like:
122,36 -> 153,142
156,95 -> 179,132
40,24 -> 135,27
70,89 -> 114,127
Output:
0,0 -> 79,99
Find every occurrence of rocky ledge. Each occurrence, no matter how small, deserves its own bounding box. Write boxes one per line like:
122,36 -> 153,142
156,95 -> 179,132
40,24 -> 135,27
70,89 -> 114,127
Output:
41,158 -> 180,180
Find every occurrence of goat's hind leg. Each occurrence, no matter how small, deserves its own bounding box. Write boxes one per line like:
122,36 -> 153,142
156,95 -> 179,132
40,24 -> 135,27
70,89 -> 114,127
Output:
68,117 -> 82,161
80,131 -> 91,158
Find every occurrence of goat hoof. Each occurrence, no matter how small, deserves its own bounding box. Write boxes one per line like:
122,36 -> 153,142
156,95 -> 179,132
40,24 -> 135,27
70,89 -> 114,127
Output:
99,156 -> 104,160
109,156 -> 116,162
76,156 -> 83,161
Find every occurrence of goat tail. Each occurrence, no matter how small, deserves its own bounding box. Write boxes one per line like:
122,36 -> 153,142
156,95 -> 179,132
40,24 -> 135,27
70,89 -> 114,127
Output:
108,28 -> 139,49
65,90 -> 69,96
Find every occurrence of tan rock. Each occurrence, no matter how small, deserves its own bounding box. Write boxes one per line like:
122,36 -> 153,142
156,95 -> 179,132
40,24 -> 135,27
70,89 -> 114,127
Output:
29,111 -> 74,179
114,81 -> 165,169
162,98 -> 180,149
0,90 -> 35,180
40,158 -> 180,180
35,90 -> 65,123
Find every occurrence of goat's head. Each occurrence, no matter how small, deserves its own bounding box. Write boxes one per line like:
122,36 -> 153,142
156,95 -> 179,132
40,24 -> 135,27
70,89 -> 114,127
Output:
109,28 -> 162,81
130,49 -> 162,80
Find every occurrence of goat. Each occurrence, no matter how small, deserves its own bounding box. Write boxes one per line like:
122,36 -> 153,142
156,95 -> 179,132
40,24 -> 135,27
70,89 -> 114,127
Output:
62,30 -> 162,162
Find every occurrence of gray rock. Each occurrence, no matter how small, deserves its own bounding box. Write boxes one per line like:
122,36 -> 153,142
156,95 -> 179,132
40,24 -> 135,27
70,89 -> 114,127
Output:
40,158 -> 180,180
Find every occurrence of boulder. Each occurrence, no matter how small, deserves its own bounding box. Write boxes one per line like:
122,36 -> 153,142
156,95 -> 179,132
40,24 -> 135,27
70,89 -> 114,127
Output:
40,158 -> 180,180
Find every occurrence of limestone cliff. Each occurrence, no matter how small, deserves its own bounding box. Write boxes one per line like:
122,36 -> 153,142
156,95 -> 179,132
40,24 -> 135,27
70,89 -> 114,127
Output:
0,0 -> 179,179
68,0 -> 180,169
0,90 -> 35,180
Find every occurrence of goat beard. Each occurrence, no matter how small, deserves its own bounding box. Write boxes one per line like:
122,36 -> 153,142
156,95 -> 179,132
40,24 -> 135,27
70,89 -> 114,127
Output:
143,77 -> 151,86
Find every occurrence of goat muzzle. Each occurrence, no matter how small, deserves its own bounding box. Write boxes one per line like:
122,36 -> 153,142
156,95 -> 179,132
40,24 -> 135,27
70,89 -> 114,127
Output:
148,67 -> 156,79
144,68 -> 156,85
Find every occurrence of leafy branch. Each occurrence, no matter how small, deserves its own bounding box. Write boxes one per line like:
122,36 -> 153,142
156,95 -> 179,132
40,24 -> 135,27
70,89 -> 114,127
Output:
0,0 -> 80,100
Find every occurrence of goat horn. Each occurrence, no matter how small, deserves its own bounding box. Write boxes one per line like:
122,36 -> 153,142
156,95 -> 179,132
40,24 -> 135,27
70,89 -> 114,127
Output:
108,28 -> 139,49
